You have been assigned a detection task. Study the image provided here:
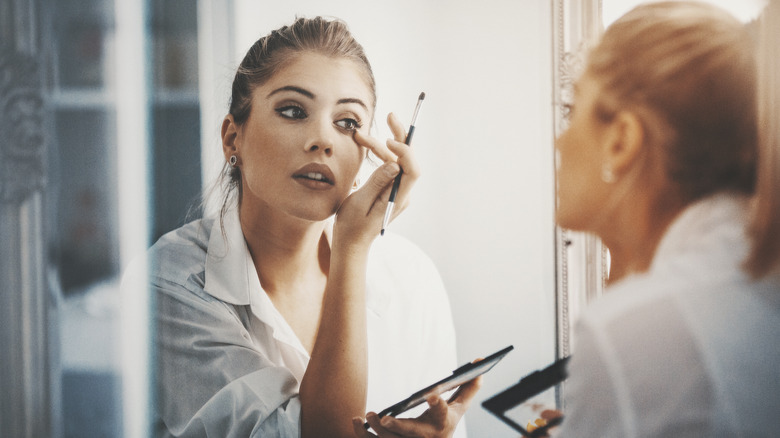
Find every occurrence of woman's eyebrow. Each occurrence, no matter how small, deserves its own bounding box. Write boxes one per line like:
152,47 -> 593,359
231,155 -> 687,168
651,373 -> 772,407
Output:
337,98 -> 368,111
267,85 -> 314,99
267,85 -> 367,111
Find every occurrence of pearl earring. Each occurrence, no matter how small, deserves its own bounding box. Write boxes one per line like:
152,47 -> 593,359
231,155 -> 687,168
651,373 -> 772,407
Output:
601,165 -> 616,183
229,155 -> 238,167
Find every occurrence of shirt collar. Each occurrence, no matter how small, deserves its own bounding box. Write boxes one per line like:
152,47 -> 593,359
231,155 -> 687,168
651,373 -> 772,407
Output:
203,207 -> 390,322
650,192 -> 749,273
203,208 -> 310,353
203,207 -> 254,306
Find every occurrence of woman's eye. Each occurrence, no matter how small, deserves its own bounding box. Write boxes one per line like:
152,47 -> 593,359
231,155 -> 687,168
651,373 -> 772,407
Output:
277,106 -> 307,119
335,118 -> 362,131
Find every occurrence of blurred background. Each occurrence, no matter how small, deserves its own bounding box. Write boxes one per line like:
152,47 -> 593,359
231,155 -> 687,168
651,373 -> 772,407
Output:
0,0 -> 764,437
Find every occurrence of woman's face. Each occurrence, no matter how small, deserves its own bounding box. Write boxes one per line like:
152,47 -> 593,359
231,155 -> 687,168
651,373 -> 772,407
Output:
555,73 -> 612,231
233,53 -> 374,222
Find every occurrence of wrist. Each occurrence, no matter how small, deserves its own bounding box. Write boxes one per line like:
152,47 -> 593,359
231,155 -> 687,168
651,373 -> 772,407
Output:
331,229 -> 375,259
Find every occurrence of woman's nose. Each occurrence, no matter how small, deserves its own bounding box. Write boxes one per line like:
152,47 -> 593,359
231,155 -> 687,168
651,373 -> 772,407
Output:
304,119 -> 335,156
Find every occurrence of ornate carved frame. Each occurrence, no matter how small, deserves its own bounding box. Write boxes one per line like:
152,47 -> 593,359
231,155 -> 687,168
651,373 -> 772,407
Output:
551,0 -> 608,407
0,0 -> 53,436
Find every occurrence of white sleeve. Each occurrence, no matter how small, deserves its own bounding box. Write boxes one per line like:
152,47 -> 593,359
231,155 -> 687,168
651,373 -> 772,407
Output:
400,240 -> 467,438
558,318 -> 626,438
152,276 -> 302,438
364,234 -> 466,437
417,254 -> 459,393
560,292 -> 717,438
422,276 -> 468,438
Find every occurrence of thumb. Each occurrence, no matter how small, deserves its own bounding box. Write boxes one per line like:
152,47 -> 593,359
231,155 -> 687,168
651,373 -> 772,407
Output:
363,162 -> 401,197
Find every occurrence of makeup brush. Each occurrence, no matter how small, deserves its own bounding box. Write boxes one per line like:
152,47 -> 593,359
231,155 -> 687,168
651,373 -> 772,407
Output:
381,92 -> 425,236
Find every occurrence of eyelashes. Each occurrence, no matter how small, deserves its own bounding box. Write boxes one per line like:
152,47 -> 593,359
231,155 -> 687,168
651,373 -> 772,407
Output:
276,105 -> 307,120
335,118 -> 362,131
275,104 -> 363,132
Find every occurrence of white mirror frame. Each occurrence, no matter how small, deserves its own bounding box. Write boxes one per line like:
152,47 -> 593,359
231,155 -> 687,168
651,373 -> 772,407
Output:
551,0 -> 608,406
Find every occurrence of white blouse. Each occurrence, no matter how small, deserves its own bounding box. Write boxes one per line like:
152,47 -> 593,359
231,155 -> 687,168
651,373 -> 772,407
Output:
560,193 -> 780,437
132,208 -> 463,437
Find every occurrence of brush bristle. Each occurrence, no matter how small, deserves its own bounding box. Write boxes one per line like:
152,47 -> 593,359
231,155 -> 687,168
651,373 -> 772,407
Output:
419,92 -> 426,100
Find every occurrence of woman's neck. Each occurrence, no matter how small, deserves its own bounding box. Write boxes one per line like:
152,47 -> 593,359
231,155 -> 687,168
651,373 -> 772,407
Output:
600,192 -> 685,285
239,202 -> 330,297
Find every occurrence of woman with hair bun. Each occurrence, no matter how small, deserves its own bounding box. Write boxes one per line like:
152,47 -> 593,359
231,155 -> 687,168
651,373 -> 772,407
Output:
554,2 -> 780,436
131,16 -> 476,438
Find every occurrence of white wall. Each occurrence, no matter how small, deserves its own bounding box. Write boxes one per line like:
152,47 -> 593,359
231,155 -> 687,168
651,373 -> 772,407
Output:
204,1 -> 556,435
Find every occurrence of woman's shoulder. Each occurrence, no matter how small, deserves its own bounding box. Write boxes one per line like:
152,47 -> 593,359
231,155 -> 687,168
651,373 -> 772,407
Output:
368,231 -> 439,275
151,216 -> 212,251
366,232 -> 448,305
146,217 -> 217,284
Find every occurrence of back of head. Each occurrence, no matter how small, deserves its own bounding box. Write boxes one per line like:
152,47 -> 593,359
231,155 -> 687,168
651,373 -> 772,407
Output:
587,1 -> 757,203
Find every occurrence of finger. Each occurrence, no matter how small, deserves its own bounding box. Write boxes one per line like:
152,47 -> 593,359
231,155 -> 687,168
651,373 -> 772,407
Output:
365,413 -> 402,438
541,409 -> 564,421
354,129 -> 396,163
379,415 -> 438,437
349,162 -> 400,215
349,161 -> 400,202
425,394 -> 449,425
387,112 -> 407,143
448,376 -> 483,414
386,138 -> 420,178
379,396 -> 447,436
382,139 -> 419,218
444,359 -> 482,404
352,417 -> 376,438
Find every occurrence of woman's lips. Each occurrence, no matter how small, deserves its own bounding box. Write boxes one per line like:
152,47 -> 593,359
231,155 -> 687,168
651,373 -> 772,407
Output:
293,163 -> 335,190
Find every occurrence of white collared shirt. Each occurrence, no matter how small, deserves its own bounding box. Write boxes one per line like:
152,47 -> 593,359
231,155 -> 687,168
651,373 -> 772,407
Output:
560,193 -> 780,437
132,208 -> 463,437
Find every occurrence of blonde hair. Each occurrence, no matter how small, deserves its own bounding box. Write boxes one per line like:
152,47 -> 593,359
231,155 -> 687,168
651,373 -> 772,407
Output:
747,0 -> 780,277
587,1 -> 757,203
587,1 -> 780,278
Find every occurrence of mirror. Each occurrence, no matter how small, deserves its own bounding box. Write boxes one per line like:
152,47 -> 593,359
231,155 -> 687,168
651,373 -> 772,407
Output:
213,3 -> 557,436
5,1 -> 560,437
7,1 -> 767,436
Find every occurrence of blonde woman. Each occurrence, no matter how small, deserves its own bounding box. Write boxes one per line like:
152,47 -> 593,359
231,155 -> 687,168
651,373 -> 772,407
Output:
555,2 -> 780,436
132,17 -> 477,438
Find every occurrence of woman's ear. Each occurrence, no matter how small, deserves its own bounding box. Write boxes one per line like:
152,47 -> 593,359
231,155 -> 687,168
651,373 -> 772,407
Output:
221,114 -> 240,162
602,110 -> 645,178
